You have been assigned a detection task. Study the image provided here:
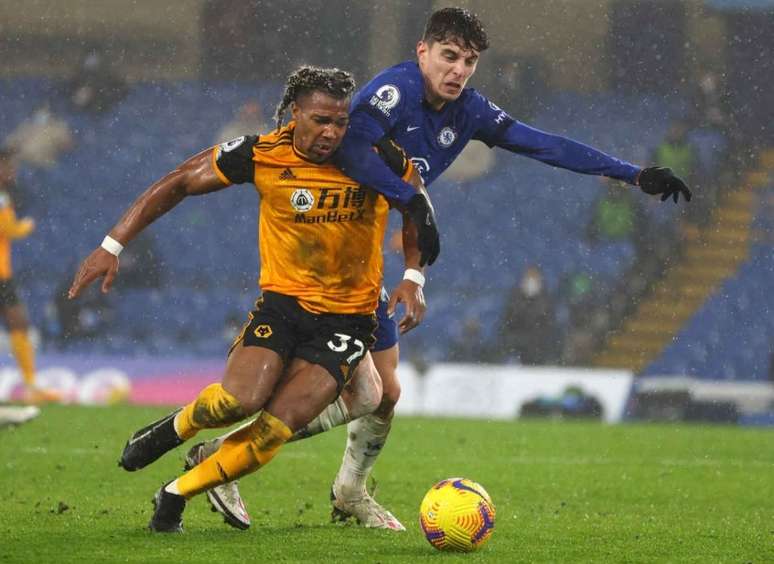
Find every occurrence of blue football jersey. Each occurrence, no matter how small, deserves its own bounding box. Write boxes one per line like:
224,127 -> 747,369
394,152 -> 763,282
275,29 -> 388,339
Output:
335,61 -> 641,203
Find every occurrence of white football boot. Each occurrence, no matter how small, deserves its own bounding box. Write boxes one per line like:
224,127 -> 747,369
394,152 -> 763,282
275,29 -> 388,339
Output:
0,405 -> 40,427
330,481 -> 405,531
184,441 -> 251,530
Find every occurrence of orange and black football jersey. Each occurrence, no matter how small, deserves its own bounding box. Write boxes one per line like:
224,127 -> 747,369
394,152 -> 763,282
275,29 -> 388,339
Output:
212,123 -> 408,315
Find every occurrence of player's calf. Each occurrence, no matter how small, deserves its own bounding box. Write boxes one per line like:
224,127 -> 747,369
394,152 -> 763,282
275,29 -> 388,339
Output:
121,383 -> 248,471
184,442 -> 251,530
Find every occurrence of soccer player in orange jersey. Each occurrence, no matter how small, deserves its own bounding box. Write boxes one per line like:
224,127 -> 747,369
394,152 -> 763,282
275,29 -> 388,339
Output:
68,66 -> 427,532
0,150 -> 59,404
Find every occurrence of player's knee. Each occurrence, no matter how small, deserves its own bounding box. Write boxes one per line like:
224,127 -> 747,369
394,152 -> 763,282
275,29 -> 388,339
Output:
223,385 -> 264,417
374,376 -> 400,419
270,378 -> 339,432
343,362 -> 382,419
380,373 -> 401,408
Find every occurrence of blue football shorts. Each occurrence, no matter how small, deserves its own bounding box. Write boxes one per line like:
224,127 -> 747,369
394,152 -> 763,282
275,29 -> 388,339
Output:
371,287 -> 399,352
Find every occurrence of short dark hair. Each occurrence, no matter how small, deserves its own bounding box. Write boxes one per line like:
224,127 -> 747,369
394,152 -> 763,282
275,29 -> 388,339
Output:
0,148 -> 16,162
274,66 -> 357,129
422,7 -> 489,52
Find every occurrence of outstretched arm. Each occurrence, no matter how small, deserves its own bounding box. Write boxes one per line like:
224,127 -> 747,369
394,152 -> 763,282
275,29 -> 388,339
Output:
68,149 -> 229,298
497,122 -> 691,203
494,120 -> 642,183
476,94 -> 691,203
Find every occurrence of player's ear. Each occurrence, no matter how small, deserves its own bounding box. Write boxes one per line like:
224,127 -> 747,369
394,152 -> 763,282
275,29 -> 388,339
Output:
416,40 -> 428,60
290,101 -> 300,121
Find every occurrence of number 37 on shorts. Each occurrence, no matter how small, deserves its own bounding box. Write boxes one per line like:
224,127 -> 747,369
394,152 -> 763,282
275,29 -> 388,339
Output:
327,333 -> 365,364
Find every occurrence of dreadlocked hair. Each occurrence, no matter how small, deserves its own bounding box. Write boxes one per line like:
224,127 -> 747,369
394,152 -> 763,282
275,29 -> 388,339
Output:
274,65 -> 356,130
423,7 -> 489,52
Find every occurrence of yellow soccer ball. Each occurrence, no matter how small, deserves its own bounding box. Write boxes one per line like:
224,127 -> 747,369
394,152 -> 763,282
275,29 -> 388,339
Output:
419,477 -> 496,552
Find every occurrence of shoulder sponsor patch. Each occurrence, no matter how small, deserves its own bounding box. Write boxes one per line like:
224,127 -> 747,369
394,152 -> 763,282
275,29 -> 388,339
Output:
487,100 -> 511,125
369,84 -> 401,117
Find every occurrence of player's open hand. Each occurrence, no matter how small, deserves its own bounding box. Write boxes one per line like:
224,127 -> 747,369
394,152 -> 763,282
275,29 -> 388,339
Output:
388,279 -> 426,334
638,167 -> 692,203
68,248 -> 120,299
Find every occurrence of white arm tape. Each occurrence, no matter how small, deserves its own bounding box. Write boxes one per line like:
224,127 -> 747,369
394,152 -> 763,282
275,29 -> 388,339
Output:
101,235 -> 124,257
403,268 -> 425,288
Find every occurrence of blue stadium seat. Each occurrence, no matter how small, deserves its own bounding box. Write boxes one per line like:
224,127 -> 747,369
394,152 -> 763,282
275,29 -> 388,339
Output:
643,184 -> 774,381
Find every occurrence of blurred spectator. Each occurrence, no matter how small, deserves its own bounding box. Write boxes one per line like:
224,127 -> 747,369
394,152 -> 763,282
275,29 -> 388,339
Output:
448,317 -> 485,362
690,71 -> 729,131
557,271 -> 599,365
652,121 -> 698,185
560,271 -> 595,324
655,121 -> 725,225
587,178 -> 644,243
117,234 -> 164,290
634,189 -> 681,258
498,266 -> 560,365
66,49 -> 128,114
216,101 -> 269,144
3,105 -> 74,169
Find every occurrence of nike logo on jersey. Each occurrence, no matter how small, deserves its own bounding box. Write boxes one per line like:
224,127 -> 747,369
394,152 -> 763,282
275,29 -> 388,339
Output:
406,125 -> 420,132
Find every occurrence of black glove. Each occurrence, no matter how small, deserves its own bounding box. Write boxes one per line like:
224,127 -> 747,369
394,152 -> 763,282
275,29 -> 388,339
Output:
406,193 -> 440,267
638,167 -> 692,203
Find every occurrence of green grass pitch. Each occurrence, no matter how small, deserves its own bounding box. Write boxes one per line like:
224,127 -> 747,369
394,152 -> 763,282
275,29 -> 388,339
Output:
1,405 -> 772,563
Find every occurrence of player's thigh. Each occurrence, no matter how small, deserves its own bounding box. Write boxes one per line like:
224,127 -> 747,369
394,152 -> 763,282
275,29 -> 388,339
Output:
294,310 -> 377,396
222,293 -> 298,413
222,344 -> 284,415
372,343 -> 401,409
265,360 -> 339,432
2,304 -> 28,331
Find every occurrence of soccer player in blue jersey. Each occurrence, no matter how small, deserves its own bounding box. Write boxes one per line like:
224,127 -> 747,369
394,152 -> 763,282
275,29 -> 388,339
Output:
193,7 -> 691,531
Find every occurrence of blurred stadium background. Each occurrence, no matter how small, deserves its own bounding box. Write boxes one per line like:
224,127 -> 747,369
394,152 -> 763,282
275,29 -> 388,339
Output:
0,0 -> 773,426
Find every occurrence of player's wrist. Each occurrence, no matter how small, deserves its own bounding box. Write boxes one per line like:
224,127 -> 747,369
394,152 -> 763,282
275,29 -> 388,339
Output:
101,235 -> 124,257
403,268 -> 425,288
